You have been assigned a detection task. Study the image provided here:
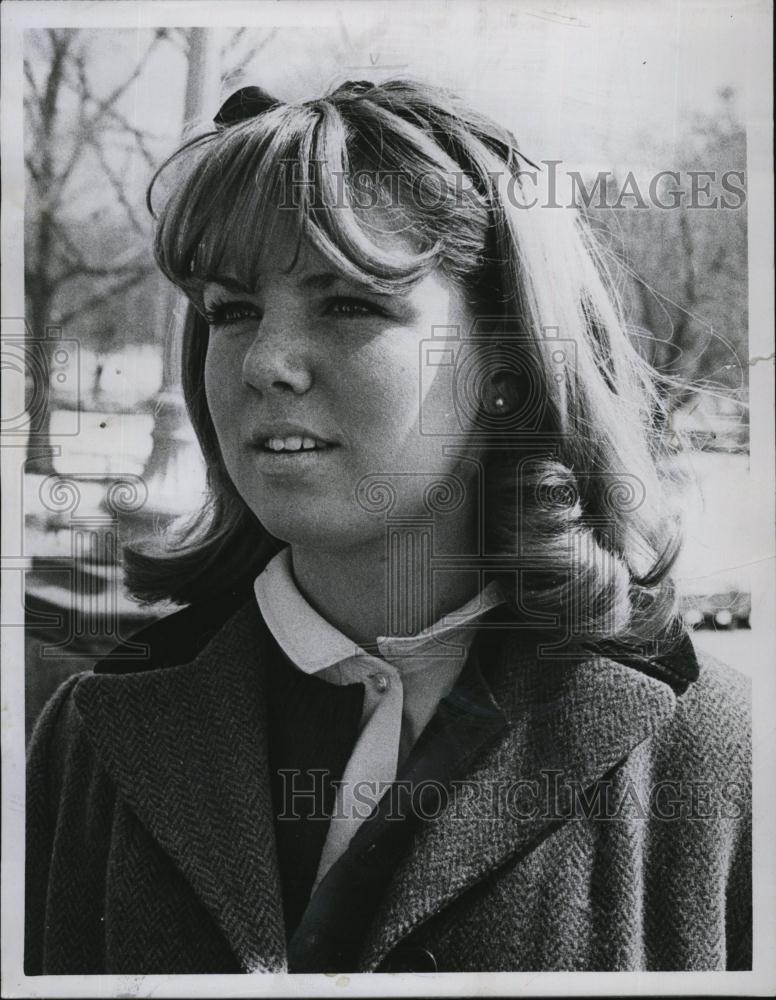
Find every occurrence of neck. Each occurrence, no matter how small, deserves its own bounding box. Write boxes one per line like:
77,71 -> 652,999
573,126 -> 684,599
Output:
290,516 -> 481,649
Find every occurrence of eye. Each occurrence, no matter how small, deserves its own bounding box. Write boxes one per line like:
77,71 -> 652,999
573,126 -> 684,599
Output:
324,296 -> 387,318
204,300 -> 260,327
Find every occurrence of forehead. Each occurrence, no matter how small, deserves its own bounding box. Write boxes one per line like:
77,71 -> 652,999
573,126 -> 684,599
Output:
210,234 -> 327,287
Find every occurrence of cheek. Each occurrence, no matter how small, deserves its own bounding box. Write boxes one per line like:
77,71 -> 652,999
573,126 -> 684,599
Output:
347,345 -> 421,434
203,342 -> 237,432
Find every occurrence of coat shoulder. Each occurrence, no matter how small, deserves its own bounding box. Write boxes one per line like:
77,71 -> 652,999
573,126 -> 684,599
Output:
27,589 -> 256,801
27,669 -> 111,811
93,589 -> 255,676
690,646 -> 751,722
28,670 -> 90,765
652,643 -> 751,785
26,670 -> 119,974
677,644 -> 750,745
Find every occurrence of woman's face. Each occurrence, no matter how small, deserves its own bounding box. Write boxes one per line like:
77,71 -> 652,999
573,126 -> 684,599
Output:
202,236 -> 485,553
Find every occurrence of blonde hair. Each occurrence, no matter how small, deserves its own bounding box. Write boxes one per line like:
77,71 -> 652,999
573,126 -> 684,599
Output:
128,78 -> 683,651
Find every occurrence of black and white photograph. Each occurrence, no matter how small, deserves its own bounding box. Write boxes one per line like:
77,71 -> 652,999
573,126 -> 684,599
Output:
1,0 -> 774,996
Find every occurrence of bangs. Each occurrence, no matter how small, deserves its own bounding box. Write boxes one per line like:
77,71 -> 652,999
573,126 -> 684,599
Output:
150,97 -> 490,305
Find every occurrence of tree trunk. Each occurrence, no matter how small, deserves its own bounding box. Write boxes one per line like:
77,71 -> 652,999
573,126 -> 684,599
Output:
141,28 -> 218,491
24,31 -> 70,475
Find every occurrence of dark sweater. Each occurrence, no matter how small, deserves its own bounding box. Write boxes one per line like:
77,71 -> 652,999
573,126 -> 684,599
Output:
265,642 -> 365,939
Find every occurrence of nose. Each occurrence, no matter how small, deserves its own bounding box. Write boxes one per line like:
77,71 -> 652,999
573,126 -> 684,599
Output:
241,315 -> 314,396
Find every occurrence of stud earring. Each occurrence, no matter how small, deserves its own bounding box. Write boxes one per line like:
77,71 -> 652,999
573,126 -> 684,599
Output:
482,371 -> 520,417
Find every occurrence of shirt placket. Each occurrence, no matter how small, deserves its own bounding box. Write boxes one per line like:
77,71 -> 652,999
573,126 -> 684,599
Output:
312,655 -> 403,890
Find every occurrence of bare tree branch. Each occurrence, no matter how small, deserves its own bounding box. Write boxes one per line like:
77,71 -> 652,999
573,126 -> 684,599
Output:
53,28 -> 166,191
49,216 -> 89,259
24,154 -> 41,185
706,243 -> 728,277
57,60 -> 163,193
161,27 -> 191,57
103,105 -> 159,170
57,259 -> 148,282
85,134 -> 148,233
224,27 -> 279,80
23,26 -> 181,469
57,266 -> 154,326
221,27 -> 246,58
88,29 -> 167,121
23,59 -> 41,101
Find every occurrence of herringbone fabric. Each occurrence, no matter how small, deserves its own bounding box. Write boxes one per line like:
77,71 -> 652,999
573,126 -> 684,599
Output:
25,600 -> 751,974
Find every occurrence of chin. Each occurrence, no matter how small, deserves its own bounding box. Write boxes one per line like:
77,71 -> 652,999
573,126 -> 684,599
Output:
251,504 -> 381,553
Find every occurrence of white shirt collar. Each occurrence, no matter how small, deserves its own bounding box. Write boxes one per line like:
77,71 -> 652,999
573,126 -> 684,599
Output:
253,546 -> 504,675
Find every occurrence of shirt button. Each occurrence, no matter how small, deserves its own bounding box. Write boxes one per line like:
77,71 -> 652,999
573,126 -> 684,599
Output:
372,673 -> 390,693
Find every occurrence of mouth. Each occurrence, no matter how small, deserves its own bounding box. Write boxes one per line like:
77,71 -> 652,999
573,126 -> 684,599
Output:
246,432 -> 342,474
251,434 -> 339,455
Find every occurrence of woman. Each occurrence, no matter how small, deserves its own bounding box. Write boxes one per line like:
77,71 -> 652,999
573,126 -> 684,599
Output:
25,79 -> 751,975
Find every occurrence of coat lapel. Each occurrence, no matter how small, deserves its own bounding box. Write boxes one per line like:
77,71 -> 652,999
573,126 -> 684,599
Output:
359,625 -> 680,970
72,595 -> 691,974
73,601 -> 287,973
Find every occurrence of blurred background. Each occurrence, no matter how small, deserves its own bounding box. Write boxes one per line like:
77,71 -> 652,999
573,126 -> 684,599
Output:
19,5 -> 757,734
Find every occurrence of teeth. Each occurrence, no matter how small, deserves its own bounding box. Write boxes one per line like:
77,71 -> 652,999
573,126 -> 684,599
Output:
265,435 -> 328,452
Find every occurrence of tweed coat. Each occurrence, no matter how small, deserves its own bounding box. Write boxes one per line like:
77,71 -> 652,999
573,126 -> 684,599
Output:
25,595 -> 752,975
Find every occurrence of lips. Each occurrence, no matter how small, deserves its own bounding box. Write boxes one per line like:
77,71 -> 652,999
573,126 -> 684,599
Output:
249,424 -> 340,450
247,436 -> 340,474
262,435 -> 335,453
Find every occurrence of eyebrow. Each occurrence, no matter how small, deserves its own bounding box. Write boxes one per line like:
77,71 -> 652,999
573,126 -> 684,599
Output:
204,275 -> 251,294
203,271 -> 345,295
301,272 -> 340,292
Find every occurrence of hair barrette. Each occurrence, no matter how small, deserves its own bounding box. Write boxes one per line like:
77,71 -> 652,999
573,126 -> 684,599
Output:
213,86 -> 280,128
